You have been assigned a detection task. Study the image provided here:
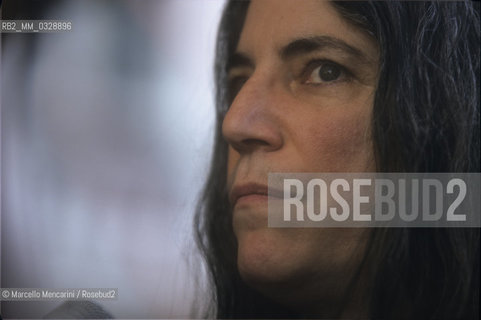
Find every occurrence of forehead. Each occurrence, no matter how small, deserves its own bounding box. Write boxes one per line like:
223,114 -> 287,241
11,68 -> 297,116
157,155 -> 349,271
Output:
237,0 -> 378,60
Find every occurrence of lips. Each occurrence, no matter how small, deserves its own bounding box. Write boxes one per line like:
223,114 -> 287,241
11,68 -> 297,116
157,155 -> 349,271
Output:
229,182 -> 283,207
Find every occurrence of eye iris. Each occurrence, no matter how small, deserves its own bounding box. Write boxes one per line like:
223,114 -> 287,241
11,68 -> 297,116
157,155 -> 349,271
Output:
318,63 -> 341,81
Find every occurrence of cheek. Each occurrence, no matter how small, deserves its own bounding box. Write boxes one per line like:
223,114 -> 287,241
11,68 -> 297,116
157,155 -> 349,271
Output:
298,105 -> 374,171
227,146 -> 240,183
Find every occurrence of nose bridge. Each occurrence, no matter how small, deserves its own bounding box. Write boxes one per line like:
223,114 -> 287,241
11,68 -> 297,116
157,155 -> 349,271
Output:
222,70 -> 283,153
232,72 -> 271,118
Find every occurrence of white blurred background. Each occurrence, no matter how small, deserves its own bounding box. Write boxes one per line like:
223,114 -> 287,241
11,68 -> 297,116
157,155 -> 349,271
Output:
1,0 -> 224,318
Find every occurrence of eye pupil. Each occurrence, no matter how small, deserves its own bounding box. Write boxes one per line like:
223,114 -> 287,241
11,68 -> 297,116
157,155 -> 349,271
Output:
318,63 -> 341,81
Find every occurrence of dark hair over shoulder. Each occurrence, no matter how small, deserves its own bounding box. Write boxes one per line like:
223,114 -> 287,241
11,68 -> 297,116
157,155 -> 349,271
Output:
195,1 -> 480,319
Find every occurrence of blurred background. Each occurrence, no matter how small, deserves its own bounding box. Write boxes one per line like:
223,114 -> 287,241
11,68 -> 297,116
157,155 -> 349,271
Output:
1,0 -> 224,318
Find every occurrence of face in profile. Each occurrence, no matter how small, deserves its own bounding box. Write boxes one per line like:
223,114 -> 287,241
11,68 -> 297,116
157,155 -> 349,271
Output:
222,0 -> 380,314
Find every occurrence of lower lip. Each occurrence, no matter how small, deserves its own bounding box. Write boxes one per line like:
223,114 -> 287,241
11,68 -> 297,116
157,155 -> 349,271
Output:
235,194 -> 269,207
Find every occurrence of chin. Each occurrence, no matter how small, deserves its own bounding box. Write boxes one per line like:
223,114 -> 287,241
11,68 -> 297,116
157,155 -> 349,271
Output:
235,228 -> 326,312
235,228 -> 312,288
234,226 -> 369,310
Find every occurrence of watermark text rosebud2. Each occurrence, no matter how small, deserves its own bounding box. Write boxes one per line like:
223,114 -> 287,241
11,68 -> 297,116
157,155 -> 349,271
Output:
268,173 -> 480,228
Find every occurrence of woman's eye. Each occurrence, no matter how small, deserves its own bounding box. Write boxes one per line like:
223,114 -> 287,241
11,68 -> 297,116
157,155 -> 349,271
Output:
227,76 -> 248,103
305,62 -> 345,84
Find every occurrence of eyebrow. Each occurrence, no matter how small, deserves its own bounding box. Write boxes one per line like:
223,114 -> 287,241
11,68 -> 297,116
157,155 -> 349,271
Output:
227,35 -> 372,72
280,35 -> 370,63
227,52 -> 254,71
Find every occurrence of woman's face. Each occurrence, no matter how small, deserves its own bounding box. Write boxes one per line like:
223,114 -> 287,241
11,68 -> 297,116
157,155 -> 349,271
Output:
222,0 -> 379,312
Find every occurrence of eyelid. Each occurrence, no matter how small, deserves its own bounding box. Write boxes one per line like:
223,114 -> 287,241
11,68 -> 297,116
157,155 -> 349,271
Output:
301,59 -> 353,85
227,66 -> 252,81
227,69 -> 251,103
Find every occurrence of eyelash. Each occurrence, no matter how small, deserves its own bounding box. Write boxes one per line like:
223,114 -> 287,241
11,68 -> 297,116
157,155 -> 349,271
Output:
227,76 -> 248,103
227,60 -> 353,101
301,59 -> 353,86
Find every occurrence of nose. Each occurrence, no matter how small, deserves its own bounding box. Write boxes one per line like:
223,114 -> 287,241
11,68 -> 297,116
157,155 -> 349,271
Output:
221,76 -> 283,154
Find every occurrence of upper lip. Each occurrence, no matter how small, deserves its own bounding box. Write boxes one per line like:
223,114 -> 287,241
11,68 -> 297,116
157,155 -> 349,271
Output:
229,182 -> 283,206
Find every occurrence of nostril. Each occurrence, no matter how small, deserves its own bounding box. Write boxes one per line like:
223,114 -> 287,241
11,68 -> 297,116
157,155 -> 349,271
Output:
228,138 -> 272,154
241,138 -> 270,147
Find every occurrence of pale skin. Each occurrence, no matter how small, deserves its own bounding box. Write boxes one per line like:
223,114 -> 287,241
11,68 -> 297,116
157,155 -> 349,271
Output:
222,0 -> 379,317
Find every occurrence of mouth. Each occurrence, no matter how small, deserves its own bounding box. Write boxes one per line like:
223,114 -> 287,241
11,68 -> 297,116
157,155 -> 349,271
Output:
230,182 -> 283,208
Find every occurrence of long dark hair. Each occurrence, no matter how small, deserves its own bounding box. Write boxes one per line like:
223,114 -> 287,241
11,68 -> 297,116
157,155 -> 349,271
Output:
195,1 -> 480,319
